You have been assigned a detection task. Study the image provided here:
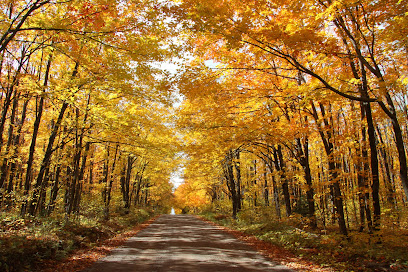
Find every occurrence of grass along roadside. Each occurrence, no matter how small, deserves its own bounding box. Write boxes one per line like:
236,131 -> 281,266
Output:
0,208 -> 157,272
200,211 -> 408,272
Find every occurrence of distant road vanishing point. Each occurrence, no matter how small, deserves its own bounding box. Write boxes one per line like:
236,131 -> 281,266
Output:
82,215 -> 294,272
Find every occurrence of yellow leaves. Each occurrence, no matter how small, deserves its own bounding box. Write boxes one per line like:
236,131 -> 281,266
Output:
400,77 -> 408,86
348,78 -> 362,86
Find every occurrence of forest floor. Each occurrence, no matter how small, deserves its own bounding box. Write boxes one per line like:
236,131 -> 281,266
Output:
2,212 -> 408,272
0,209 -> 157,272
36,216 -> 158,272
201,213 -> 408,272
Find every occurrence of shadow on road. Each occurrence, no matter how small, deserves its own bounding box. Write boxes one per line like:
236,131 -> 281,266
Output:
82,215 -> 293,272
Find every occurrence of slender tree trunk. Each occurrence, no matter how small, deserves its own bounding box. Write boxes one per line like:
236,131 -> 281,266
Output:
376,126 -> 397,208
21,53 -> 52,216
223,150 -> 241,219
263,162 -> 269,206
103,144 -> 119,221
72,182 -> 82,215
273,145 -> 291,217
0,70 -> 19,156
120,163 -> 128,210
296,137 -> 316,228
121,156 -> 134,211
360,93 -> 381,230
101,151 -> 110,209
311,101 -> 348,235
38,166 -> 50,216
133,162 -> 147,206
384,106 -> 408,202
27,102 -> 68,216
266,155 -> 281,219
234,150 -> 242,211
224,151 -> 237,218
0,89 -> 18,205
7,95 -> 29,196
47,165 -> 61,215
358,104 -> 374,232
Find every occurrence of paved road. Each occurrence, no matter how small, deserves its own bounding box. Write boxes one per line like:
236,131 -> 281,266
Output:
82,215 -> 294,272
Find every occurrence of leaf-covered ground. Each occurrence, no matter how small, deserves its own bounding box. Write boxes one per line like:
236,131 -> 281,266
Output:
200,214 -> 408,272
199,216 -> 333,272
36,216 -> 158,272
2,212 -> 407,272
0,210 -> 157,272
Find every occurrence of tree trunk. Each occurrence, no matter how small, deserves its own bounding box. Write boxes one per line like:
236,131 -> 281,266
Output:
376,126 -> 397,208
296,137 -> 316,228
223,149 -> 241,219
359,80 -> 381,229
311,101 -> 348,235
21,53 -> 52,216
27,102 -> 68,216
273,145 -> 291,217
47,165 -> 61,215
103,144 -> 119,221
6,95 -> 29,197
265,154 -> 281,219
234,151 -> 242,211
0,89 -> 19,207
263,162 -> 269,206
121,156 -> 134,211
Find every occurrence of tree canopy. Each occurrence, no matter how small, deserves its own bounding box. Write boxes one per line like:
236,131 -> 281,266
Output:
0,0 -> 408,248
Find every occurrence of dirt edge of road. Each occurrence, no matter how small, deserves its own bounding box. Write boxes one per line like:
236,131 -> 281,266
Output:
197,216 -> 334,272
35,216 -> 160,272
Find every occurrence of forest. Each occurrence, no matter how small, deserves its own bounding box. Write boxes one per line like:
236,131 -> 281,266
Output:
0,0 -> 408,271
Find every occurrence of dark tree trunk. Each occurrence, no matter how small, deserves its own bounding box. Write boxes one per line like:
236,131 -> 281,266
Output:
360,93 -> 381,230
0,53 -> 26,193
358,104 -> 374,232
38,166 -> 50,216
263,163 -> 269,206
100,151 -> 110,209
103,144 -> 119,221
0,65 -> 21,156
121,156 -> 134,211
223,149 -> 242,219
296,137 -> 316,228
265,153 -> 281,219
47,165 -> 61,215
311,101 -> 348,236
0,89 -> 19,208
7,95 -> 29,197
234,151 -> 242,211
273,145 -> 291,217
383,104 -> 408,202
21,53 -> 52,216
27,102 -> 68,216
376,126 -> 397,208
133,162 -> 147,206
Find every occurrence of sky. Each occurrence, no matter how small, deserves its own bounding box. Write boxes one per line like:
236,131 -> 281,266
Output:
156,60 -> 217,190
170,166 -> 184,190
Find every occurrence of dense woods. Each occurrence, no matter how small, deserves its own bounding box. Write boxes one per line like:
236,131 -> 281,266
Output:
173,0 -> 408,238
0,0 -> 178,222
1,0 -> 408,271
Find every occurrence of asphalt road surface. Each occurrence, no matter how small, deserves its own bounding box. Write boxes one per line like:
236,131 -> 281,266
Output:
82,215 -> 294,272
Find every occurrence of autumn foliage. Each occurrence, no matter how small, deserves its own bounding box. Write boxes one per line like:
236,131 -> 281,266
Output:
173,0 -> 408,241
1,0 -> 408,271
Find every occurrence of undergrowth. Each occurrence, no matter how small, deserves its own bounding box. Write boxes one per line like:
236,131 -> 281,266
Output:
201,209 -> 408,272
0,208 -> 155,272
